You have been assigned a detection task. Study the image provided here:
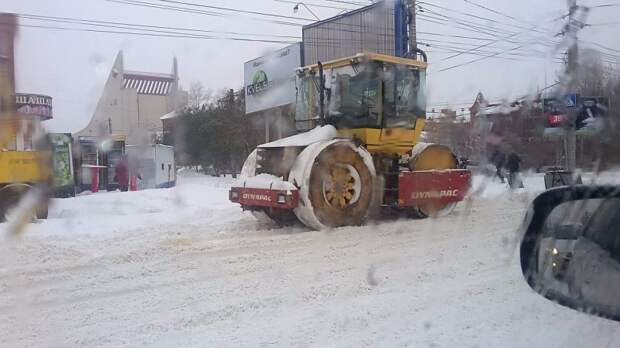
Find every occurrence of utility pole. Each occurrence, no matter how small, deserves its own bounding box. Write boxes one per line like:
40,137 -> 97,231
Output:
565,0 -> 578,171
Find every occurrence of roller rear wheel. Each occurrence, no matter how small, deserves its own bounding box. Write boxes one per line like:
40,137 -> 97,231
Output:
409,143 -> 459,218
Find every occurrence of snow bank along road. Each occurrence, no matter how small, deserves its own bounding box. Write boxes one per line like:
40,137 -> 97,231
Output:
1,173 -> 619,347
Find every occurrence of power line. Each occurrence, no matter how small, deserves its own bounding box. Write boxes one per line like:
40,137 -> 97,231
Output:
15,23 -> 294,43
418,1 -> 503,24
417,31 -> 495,41
418,12 -> 519,40
417,5 -> 562,48
459,0 -> 574,46
419,1 -> 551,37
93,1 -> 568,57
586,21 -> 620,26
104,0 -> 397,34
10,0 -> 581,65
433,11 -> 563,64
18,13 -> 553,59
463,0 -> 520,22
417,11 -> 560,51
588,3 -> 620,8
322,0 -> 370,6
423,41 -> 557,59
140,0 -> 317,21
10,15 -> 395,50
579,39 -> 620,53
11,6 -> 573,64
104,0 -> 306,27
7,7 -> 421,52
424,43 -> 564,64
16,13 -> 302,39
437,44 -> 526,72
106,0 -> 223,16
271,0 -> 355,11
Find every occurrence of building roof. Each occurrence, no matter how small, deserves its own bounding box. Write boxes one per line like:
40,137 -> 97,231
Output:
123,71 -> 174,96
477,103 -> 521,116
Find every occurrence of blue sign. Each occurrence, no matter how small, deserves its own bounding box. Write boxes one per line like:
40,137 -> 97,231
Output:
564,93 -> 577,108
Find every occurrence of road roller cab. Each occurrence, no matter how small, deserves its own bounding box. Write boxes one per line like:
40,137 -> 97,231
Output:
230,52 -> 472,230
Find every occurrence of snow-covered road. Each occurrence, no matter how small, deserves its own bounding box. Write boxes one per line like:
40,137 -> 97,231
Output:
1,173 -> 619,347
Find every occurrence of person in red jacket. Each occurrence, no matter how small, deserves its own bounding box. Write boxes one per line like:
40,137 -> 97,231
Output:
114,155 -> 129,192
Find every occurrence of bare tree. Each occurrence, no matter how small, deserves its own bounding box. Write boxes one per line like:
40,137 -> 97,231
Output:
188,81 -> 206,108
576,49 -> 608,96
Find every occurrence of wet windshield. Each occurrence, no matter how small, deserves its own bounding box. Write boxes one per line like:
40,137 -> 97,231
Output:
382,64 -> 426,127
296,61 -> 426,129
326,62 -> 383,128
1,0 -> 620,346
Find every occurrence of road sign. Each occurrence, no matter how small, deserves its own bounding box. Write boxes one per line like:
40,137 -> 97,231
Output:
564,93 -> 577,108
542,93 -> 578,112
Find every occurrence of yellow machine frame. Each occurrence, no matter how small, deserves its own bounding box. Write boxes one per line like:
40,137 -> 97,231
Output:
300,53 -> 428,155
0,14 -> 51,186
0,151 -> 51,184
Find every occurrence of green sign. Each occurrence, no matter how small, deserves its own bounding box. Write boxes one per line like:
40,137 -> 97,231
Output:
246,70 -> 269,95
49,133 -> 74,187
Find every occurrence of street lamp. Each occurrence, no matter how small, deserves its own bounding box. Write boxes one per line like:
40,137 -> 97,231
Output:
293,2 -> 321,20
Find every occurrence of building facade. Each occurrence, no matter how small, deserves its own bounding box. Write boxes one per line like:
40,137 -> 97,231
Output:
75,51 -> 188,145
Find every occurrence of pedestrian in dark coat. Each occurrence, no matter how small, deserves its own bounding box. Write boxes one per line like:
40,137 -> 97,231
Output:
490,148 -> 506,183
506,152 -> 523,189
114,156 -> 129,192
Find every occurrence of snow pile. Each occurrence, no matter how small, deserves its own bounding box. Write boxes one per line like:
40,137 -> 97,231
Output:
470,171 -> 546,199
235,173 -> 297,191
259,125 -> 337,148
584,168 -> 620,186
1,174 -> 246,238
239,149 -> 258,178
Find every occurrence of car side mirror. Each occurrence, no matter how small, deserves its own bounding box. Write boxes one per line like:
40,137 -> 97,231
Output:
520,185 -> 620,322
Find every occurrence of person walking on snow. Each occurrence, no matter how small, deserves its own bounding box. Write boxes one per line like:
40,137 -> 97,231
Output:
114,156 -> 129,192
506,152 -> 523,189
490,148 -> 506,183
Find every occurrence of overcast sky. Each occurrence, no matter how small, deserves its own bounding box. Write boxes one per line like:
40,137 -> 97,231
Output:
4,0 -> 619,132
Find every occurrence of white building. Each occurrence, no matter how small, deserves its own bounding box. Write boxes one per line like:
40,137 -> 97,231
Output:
76,51 -> 188,145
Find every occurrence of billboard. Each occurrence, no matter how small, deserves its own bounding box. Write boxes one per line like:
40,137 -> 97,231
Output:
542,95 -> 609,137
302,0 -> 407,64
244,43 -> 303,114
16,93 -> 53,120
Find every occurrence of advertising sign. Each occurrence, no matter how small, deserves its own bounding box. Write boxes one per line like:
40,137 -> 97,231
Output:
48,133 -> 75,193
16,93 -> 53,120
542,95 -> 609,137
244,43 -> 302,114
